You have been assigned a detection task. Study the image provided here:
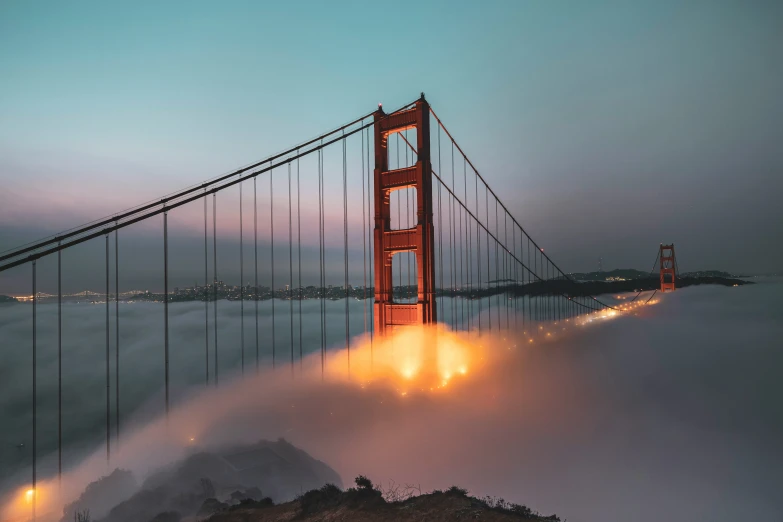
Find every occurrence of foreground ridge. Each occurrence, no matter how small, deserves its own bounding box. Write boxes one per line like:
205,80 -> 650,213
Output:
205,477 -> 561,522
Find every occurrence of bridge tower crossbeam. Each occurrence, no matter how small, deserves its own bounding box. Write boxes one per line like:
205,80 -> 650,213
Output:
373,95 -> 436,334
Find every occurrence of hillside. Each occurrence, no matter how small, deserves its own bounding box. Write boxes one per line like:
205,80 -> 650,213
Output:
203,480 -> 560,522
59,439 -> 342,522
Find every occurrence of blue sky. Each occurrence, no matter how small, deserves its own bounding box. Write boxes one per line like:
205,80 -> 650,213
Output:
1,0 -> 781,292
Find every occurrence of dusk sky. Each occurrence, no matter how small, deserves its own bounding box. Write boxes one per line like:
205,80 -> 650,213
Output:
1,0 -> 782,294
2,6 -> 783,520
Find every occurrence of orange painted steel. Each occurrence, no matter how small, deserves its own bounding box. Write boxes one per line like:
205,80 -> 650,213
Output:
373,95 -> 437,334
660,244 -> 676,292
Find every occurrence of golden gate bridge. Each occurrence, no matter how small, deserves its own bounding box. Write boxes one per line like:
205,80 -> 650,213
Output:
0,94 -> 677,518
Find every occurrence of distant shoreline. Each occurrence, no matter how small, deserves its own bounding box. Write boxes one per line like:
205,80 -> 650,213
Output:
0,276 -> 751,305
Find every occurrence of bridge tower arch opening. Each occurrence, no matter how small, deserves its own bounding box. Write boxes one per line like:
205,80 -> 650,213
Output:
660,243 -> 677,292
373,95 -> 436,335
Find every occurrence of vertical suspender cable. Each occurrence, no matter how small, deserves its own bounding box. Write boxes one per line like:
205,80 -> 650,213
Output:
534,243 -> 538,323
343,133 -> 350,375
254,179 -> 258,373
114,227 -> 119,445
512,219 -> 517,330
528,237 -> 531,326
459,155 -> 465,330
451,141 -> 460,329
239,180 -> 244,375
543,258 -> 546,322
105,235 -> 110,462
557,267 -> 561,323
366,127 -> 374,347
57,244 -> 62,484
317,150 -> 322,371
438,152 -> 446,318
270,166 -> 275,368
204,195 -> 209,385
437,129 -> 444,327
450,141 -> 455,328
549,262 -> 553,321
297,154 -> 303,369
506,215 -> 510,330
318,147 -> 325,378
544,260 -> 548,321
486,187 -> 491,331
321,146 -> 327,374
365,128 -> 372,344
547,261 -> 551,322
289,162 -> 294,375
557,270 -> 563,321
539,251 -> 542,322
547,256 -> 551,321
361,125 -> 368,334
541,250 -> 545,322
495,199 -> 500,330
520,227 -> 525,329
213,194 -> 218,386
541,258 -> 552,318
555,265 -> 558,321
31,260 -> 36,522
163,212 -> 169,418
465,158 -> 472,330
476,168 -> 481,333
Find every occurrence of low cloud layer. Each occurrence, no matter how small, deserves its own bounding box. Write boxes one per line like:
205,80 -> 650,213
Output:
1,280 -> 782,521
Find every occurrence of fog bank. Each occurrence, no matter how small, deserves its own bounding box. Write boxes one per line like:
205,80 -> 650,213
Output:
1,280 -> 782,521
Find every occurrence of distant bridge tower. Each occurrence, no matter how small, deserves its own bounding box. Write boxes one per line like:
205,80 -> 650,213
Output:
373,94 -> 436,335
660,244 -> 677,292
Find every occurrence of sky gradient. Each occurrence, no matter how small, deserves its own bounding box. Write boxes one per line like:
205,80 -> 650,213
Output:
1,0 -> 782,293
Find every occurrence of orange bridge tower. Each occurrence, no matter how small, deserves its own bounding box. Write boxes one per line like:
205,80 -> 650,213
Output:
373,95 -> 437,335
660,243 -> 677,292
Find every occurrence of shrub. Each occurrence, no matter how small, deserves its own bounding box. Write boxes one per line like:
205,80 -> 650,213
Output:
298,483 -> 343,516
446,486 -> 468,497
508,503 -> 533,516
355,475 -> 374,490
